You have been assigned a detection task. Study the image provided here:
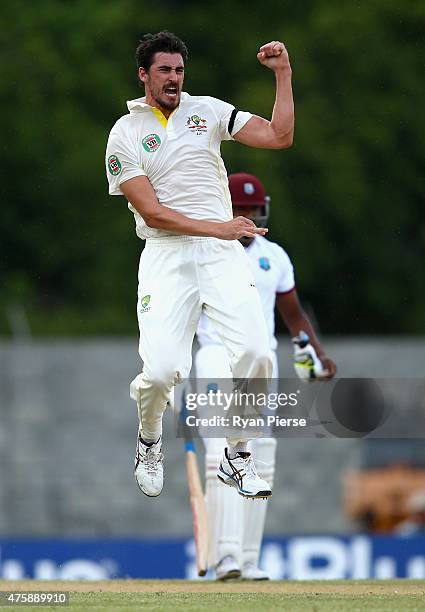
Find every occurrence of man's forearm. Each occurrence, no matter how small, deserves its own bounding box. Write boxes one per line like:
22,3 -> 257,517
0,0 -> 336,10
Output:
144,205 -> 223,238
234,40 -> 294,149
279,306 -> 325,359
120,175 -> 267,241
270,68 -> 294,145
121,176 -> 225,238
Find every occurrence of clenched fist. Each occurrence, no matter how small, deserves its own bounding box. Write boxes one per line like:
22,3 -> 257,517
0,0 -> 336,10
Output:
257,41 -> 291,72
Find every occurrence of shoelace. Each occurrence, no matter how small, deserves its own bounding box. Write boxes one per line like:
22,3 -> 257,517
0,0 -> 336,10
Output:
137,448 -> 164,474
243,455 -> 258,479
141,448 -> 163,475
231,454 -> 258,481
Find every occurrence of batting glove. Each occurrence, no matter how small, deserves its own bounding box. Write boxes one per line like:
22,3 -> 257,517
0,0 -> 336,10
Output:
292,331 -> 325,381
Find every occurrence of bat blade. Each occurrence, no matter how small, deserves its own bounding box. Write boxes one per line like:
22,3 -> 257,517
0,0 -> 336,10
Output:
186,442 -> 209,577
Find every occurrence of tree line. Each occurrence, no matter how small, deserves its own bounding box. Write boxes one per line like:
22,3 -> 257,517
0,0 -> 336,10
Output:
1,0 -> 423,335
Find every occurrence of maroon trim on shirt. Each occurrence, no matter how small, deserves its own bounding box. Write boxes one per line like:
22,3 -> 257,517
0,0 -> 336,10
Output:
276,286 -> 296,296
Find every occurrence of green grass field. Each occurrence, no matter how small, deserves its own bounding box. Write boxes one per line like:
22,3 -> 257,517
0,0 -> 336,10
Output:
1,580 -> 425,611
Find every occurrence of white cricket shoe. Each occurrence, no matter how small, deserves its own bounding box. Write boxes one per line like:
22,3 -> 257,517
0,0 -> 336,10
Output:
134,432 -> 163,497
217,448 -> 272,499
215,555 -> 241,581
242,562 -> 270,581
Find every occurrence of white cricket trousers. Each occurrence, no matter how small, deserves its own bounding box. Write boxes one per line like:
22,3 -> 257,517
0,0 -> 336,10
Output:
131,236 -> 272,441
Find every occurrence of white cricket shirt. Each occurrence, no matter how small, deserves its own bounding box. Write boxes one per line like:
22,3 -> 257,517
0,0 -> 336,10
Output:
197,235 -> 295,350
105,93 -> 252,239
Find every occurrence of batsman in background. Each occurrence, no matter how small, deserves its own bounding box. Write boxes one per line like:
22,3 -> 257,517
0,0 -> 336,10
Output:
196,173 -> 337,580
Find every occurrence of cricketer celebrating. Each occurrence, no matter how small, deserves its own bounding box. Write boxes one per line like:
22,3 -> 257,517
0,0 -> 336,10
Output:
196,173 -> 337,580
105,31 -> 294,499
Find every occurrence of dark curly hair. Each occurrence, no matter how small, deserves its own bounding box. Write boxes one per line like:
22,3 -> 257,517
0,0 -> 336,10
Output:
136,31 -> 188,72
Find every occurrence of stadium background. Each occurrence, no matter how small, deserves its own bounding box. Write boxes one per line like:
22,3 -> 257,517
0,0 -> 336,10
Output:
1,0 -> 424,580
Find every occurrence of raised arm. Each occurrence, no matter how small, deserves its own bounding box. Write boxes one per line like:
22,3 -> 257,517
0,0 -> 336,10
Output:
120,175 -> 269,241
234,41 -> 294,149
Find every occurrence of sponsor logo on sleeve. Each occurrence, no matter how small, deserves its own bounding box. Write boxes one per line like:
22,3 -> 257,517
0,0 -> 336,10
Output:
108,155 -> 122,176
142,134 -> 161,152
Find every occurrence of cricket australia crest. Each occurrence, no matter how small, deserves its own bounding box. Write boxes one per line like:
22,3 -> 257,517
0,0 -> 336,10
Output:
186,114 -> 208,135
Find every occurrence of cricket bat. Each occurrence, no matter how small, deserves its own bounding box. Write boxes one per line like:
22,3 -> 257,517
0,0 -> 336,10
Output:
181,389 -> 209,577
185,439 -> 209,576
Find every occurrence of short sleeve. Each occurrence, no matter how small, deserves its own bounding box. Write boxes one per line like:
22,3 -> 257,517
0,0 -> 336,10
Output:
206,97 -> 253,142
276,247 -> 296,293
105,119 -> 146,196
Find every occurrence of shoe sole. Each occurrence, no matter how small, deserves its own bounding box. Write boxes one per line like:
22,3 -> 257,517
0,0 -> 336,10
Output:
217,569 -> 242,581
217,473 -> 272,500
242,576 -> 270,581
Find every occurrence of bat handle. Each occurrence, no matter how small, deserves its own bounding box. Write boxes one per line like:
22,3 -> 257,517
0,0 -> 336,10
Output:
185,439 -> 195,453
